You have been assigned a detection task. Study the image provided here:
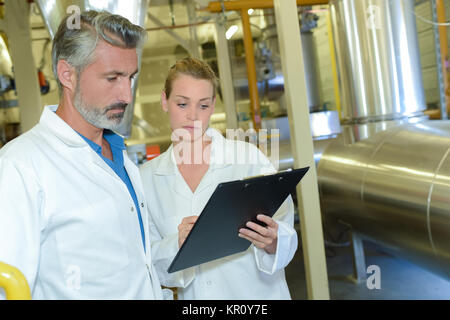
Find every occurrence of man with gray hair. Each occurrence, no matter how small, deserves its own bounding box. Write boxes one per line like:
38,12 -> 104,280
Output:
0,10 -> 164,299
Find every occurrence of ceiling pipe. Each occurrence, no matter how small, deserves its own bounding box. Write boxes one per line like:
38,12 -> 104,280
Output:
202,0 -> 329,12
241,8 -> 262,130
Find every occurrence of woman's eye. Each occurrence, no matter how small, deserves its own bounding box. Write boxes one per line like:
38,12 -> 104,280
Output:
200,105 -> 209,109
177,103 -> 187,108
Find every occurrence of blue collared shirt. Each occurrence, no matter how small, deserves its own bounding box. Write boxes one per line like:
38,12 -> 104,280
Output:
78,129 -> 146,252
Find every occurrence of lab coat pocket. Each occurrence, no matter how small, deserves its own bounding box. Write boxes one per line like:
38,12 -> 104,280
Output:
53,201 -> 130,283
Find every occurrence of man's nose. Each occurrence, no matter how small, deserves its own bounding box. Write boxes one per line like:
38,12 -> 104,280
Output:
119,80 -> 133,104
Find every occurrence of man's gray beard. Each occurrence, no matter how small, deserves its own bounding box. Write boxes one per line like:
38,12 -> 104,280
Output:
73,86 -> 126,131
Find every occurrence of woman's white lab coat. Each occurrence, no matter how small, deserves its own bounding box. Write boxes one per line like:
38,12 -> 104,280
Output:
140,128 -> 297,299
0,105 -> 163,300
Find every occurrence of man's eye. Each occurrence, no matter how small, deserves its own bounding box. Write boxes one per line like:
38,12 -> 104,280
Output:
107,77 -> 117,82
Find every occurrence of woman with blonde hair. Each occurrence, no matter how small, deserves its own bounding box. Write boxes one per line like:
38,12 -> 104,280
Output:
140,57 -> 297,299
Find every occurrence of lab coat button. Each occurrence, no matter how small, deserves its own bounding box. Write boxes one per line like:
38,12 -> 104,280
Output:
141,203 -> 144,208
206,280 -> 212,286
131,207 -> 134,212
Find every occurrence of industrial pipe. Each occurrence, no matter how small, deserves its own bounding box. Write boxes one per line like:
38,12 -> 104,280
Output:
241,8 -> 262,130
202,0 -> 329,12
318,120 -> 450,280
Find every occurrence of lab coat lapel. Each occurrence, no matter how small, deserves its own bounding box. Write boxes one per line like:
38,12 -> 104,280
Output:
172,169 -> 194,200
124,154 -> 163,299
124,154 -> 149,256
124,154 -> 144,207
40,105 -> 120,179
194,129 -> 230,195
194,168 -> 216,195
154,145 -> 193,200
89,149 -> 118,178
153,133 -> 232,199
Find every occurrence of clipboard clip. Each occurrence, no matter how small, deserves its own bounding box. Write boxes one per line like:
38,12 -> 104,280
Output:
242,168 -> 292,181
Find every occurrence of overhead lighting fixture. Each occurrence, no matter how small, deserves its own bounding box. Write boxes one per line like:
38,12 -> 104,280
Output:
248,8 -> 254,15
225,25 -> 238,40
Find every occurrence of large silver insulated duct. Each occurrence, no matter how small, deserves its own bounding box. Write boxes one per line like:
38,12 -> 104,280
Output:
319,0 -> 450,280
329,0 -> 426,124
318,121 -> 450,279
36,0 -> 149,137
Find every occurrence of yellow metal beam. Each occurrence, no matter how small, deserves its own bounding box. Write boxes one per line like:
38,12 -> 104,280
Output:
241,8 -> 262,130
0,261 -> 31,300
203,0 -> 329,12
436,0 -> 449,115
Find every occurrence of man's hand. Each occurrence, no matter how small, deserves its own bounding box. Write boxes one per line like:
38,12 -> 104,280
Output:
177,215 -> 198,248
238,214 -> 278,254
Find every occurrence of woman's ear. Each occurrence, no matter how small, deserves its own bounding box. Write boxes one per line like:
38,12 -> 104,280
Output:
161,91 -> 169,113
57,60 -> 77,92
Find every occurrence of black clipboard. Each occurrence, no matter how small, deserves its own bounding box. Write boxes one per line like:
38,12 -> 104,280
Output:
167,166 -> 309,273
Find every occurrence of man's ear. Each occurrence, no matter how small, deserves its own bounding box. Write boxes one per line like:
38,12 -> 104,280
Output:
161,91 -> 169,113
57,60 -> 77,92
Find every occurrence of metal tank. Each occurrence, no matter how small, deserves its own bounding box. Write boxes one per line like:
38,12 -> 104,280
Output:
319,0 -> 450,280
35,0 -> 149,137
329,0 -> 426,124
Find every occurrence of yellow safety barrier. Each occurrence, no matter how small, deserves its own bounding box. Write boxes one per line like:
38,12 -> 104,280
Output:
0,261 -> 31,300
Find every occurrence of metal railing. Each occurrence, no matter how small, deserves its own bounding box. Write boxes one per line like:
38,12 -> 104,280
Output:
0,261 -> 31,300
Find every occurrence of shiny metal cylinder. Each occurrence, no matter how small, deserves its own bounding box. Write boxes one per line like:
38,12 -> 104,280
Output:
318,120 -> 450,279
277,137 -> 335,171
329,0 -> 426,123
301,32 -> 321,111
36,0 -> 148,39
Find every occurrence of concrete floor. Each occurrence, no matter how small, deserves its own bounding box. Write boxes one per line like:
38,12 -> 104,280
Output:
285,223 -> 450,300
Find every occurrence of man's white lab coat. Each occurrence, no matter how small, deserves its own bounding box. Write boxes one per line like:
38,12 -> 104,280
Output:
0,105 -> 163,300
140,128 -> 297,299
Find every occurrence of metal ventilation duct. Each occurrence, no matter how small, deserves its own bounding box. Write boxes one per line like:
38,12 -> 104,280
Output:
329,0 -> 426,124
318,121 -> 450,279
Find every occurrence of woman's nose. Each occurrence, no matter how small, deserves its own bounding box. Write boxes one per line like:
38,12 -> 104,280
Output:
187,105 -> 198,120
